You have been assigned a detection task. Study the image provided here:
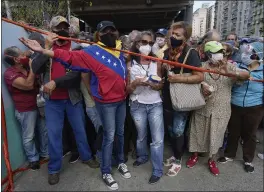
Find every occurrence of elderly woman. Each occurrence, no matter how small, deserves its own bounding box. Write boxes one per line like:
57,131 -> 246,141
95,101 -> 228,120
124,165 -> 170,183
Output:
187,41 -> 249,176
162,21 -> 204,177
126,31 -> 164,184
219,42 -> 264,174
197,30 -> 221,61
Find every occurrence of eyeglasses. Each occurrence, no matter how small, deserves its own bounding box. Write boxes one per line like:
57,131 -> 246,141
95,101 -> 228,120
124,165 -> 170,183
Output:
140,40 -> 154,46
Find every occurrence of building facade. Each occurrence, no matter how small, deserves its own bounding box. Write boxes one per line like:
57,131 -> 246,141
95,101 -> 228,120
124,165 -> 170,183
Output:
192,5 -> 208,38
248,0 -> 264,37
207,5 -> 215,31
214,0 -> 263,39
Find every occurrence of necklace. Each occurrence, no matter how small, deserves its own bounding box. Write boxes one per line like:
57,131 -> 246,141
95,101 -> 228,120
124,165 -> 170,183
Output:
208,63 -> 221,80
139,63 -> 150,77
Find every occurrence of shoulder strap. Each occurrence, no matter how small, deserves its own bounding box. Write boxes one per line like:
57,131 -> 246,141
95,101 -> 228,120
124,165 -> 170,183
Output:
180,48 -> 194,75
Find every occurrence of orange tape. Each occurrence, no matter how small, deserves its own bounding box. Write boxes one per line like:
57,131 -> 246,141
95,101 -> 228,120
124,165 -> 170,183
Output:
1,17 -> 263,82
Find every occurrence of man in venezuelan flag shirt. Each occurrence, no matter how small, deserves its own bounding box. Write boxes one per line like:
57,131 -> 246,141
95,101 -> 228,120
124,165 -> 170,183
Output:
20,20 -> 132,190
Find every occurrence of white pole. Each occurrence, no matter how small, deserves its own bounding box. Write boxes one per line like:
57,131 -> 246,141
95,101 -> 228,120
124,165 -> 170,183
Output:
4,0 -> 12,20
67,0 -> 71,22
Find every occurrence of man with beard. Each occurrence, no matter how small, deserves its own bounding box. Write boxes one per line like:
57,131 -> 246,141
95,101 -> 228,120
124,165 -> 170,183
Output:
30,16 -> 99,185
21,20 -> 131,191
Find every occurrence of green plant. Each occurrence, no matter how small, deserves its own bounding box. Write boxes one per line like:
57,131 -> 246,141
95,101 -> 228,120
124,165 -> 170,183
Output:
2,0 -> 68,29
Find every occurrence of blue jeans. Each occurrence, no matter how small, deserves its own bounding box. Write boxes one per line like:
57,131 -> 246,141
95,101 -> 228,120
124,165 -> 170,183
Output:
45,99 -> 92,174
169,110 -> 189,160
86,106 -> 102,132
169,111 -> 189,138
15,110 -> 48,162
95,100 -> 126,175
130,101 -> 164,177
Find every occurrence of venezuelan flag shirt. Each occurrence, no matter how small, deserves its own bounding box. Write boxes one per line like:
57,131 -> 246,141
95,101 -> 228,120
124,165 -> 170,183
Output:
53,41 -> 127,103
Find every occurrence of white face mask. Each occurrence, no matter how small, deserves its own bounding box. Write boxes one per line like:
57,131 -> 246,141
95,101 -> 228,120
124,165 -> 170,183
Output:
240,44 -> 253,54
210,53 -> 223,64
156,37 -> 165,47
241,53 -> 254,66
139,44 -> 152,56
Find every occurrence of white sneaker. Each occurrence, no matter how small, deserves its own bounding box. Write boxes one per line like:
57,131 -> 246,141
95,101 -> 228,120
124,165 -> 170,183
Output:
166,163 -> 181,177
258,153 -> 264,160
163,156 -> 176,167
118,163 -> 131,179
102,174 -> 118,190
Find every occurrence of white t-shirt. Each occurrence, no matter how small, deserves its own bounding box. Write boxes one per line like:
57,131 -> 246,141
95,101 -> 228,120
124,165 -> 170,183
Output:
129,60 -> 162,104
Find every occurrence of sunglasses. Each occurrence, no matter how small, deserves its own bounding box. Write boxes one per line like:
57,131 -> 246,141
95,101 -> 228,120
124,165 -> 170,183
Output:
140,40 -> 154,46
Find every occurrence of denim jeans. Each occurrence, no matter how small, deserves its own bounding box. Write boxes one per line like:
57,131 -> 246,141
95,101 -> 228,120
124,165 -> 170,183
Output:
95,100 -> 126,175
15,110 -> 48,162
169,110 -> 189,160
86,106 -> 102,132
169,111 -> 189,138
130,101 -> 164,177
45,99 -> 92,174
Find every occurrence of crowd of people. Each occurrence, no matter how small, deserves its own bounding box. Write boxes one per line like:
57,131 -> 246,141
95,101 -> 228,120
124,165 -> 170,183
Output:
3,15 -> 264,190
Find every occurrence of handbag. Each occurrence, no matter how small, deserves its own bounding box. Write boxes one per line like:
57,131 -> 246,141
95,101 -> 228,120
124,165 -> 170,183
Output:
169,48 -> 205,111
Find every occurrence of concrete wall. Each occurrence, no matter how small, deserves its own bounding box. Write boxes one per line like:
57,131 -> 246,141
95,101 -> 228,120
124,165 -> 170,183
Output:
1,21 -> 30,178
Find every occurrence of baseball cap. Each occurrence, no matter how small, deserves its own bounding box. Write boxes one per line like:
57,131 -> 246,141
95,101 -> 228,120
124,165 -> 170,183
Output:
97,21 -> 116,32
204,41 -> 223,53
156,28 -> 168,36
240,38 -> 251,44
50,16 -> 70,31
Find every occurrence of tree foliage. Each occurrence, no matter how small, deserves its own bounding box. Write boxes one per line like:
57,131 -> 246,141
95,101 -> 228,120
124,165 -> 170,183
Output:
2,0 -> 68,29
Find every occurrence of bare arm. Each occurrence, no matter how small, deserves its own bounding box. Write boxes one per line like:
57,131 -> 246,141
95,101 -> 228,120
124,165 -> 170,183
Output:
188,71 -> 204,84
236,70 -> 250,80
168,70 -> 204,84
12,60 -> 35,90
81,72 -> 92,96
126,61 -> 146,94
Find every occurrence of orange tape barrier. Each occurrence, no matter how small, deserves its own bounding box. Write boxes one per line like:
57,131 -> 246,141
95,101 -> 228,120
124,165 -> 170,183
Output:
2,96 -> 14,191
0,17 -> 264,191
2,17 -> 263,82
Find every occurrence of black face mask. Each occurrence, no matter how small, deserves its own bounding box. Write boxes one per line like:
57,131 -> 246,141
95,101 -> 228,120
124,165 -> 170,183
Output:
100,33 -> 117,48
170,37 -> 183,48
55,30 -> 70,43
